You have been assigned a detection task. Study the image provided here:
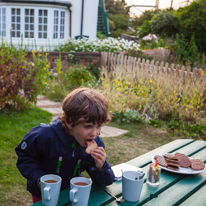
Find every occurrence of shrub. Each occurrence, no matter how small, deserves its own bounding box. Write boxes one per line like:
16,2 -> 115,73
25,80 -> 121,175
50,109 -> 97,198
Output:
174,34 -> 199,67
0,41 -> 50,110
150,11 -> 179,38
61,65 -> 96,89
175,0 -> 206,54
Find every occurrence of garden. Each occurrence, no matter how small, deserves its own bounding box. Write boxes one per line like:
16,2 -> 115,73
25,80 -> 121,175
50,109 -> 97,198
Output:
1,0 -> 206,205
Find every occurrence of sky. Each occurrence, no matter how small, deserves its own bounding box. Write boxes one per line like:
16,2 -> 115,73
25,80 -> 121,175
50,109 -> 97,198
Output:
126,0 -> 193,17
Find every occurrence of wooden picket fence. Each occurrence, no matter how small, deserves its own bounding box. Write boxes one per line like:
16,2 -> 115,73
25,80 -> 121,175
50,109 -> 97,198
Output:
101,52 -> 206,85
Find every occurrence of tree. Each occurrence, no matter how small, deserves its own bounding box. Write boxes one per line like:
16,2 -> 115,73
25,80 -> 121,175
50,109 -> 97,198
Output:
150,11 -> 179,38
105,0 -> 129,15
175,0 -> 206,53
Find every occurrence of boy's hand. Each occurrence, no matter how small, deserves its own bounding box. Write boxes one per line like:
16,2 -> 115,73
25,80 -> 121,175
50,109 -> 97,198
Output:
91,147 -> 106,170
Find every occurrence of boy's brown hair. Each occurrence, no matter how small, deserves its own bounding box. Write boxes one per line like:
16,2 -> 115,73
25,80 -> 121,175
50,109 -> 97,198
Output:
60,88 -> 111,128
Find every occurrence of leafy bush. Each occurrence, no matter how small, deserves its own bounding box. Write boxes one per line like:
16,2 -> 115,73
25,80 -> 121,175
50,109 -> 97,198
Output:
112,109 -> 144,124
0,41 -> 50,110
175,0 -> 206,54
174,34 -> 199,67
150,11 -> 179,38
61,65 -> 96,89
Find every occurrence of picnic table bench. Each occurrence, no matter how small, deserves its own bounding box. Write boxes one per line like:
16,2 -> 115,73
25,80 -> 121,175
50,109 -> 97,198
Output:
31,139 -> 206,206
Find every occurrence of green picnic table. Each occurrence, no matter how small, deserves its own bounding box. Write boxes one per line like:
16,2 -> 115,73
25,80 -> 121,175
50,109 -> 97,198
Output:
31,139 -> 206,206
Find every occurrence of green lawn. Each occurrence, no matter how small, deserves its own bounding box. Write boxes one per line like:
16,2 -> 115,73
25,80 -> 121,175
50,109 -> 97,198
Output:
0,106 -> 52,206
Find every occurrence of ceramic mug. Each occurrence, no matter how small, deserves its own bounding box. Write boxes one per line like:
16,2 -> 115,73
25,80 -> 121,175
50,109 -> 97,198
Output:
40,174 -> 62,206
70,177 -> 92,206
122,171 -> 144,202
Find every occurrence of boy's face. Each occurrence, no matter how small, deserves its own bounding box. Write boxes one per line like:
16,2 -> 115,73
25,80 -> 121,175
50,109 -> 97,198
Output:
66,121 -> 102,147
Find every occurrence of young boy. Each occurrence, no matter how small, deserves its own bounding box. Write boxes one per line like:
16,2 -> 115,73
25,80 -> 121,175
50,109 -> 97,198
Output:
15,88 -> 115,203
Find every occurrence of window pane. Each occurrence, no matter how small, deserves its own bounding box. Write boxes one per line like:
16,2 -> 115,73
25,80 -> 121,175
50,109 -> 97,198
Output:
44,10 -> 47,16
25,17 -> 29,23
38,32 -> 42,38
30,17 -> 34,23
25,32 -> 28,37
17,16 -> 20,22
39,10 -> 42,16
30,24 -> 34,30
3,8 -> 6,15
17,9 -> 20,15
43,33 -> 47,38
12,16 -> 15,22
25,24 -> 29,30
12,24 -> 15,29
12,8 -> 15,15
30,32 -> 34,38
43,25 -> 47,31
44,18 -> 47,24
25,9 -> 29,15
12,31 -> 15,37
31,9 -> 34,15
17,24 -> 20,30
39,17 -> 42,23
3,16 -> 6,21
17,31 -> 20,37
3,23 -> 6,30
39,25 -> 42,31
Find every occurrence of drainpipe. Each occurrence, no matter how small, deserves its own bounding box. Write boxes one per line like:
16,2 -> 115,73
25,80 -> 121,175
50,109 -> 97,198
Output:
80,0 -> 84,35
68,7 -> 72,37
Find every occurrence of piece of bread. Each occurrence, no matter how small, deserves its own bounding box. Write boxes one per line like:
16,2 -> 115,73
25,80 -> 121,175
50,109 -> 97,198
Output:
85,141 -> 98,154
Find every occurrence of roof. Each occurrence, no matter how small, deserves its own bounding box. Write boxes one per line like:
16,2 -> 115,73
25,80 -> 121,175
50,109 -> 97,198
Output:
0,0 -> 72,8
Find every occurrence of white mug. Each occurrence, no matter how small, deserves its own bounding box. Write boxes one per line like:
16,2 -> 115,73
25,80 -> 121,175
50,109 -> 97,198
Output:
70,177 -> 92,206
40,174 -> 62,206
122,171 -> 144,202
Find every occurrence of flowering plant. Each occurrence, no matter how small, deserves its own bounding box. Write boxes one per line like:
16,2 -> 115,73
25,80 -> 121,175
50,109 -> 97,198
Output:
57,37 -> 140,52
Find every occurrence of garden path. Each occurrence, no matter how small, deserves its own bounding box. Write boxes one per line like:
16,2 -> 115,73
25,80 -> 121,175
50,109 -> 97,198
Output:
36,96 -> 128,138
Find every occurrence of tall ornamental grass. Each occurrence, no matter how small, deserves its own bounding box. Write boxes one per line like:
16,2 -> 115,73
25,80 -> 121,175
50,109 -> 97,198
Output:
100,65 -> 206,124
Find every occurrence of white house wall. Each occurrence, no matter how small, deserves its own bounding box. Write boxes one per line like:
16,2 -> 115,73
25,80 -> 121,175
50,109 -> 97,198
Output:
68,0 -> 98,38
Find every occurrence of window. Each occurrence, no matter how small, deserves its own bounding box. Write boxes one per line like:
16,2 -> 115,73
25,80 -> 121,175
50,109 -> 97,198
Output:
0,8 -> 6,37
25,9 -> 34,38
11,8 -> 21,37
38,9 -> 47,39
53,10 -> 58,39
60,11 -> 65,39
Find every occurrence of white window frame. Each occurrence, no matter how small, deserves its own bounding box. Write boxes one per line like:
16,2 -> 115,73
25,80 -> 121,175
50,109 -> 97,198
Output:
38,9 -> 48,39
11,8 -> 21,38
60,11 -> 65,39
24,8 -> 35,38
0,5 -> 67,42
53,10 -> 58,39
53,10 -> 65,40
0,7 -> 6,37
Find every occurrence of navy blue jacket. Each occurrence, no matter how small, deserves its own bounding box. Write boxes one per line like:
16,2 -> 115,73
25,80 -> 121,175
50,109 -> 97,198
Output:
15,117 -> 115,197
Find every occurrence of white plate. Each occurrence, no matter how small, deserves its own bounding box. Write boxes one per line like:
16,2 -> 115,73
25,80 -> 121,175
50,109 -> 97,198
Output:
151,153 -> 205,174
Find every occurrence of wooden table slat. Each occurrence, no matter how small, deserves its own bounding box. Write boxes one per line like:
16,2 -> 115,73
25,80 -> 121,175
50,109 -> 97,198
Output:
179,184 -> 206,206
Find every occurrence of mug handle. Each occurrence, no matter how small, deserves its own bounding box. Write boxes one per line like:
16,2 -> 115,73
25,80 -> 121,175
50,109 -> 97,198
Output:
70,188 -> 78,203
44,187 -> 51,200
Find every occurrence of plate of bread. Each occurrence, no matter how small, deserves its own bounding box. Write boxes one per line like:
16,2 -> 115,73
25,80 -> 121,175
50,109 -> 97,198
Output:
151,153 -> 205,174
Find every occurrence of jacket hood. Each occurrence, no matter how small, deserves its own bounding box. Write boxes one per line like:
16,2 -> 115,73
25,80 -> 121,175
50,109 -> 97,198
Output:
49,116 -> 79,148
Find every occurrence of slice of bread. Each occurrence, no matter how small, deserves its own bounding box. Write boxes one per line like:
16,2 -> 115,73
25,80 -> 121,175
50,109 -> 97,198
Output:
85,141 -> 98,154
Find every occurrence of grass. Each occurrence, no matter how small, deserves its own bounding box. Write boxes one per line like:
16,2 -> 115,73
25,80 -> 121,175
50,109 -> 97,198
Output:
0,106 -> 52,206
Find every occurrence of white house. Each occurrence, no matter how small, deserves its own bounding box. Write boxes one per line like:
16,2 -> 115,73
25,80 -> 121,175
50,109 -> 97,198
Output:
0,0 -> 99,49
